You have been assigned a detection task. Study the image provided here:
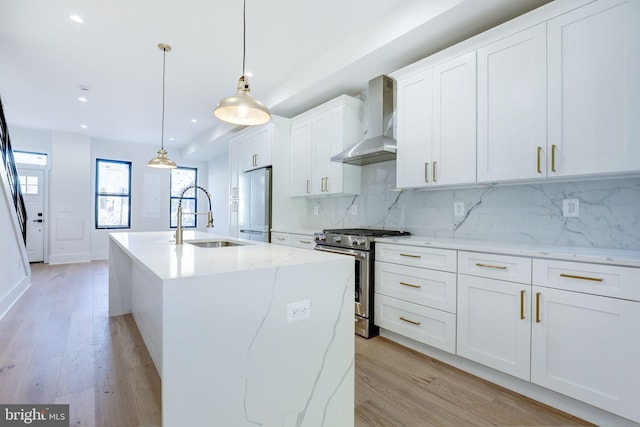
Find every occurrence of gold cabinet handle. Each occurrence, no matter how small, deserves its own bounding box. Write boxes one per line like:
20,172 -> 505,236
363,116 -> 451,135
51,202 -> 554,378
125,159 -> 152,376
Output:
537,146 -> 542,173
400,281 -> 422,289
424,162 -> 429,183
560,273 -> 603,282
475,263 -> 507,270
400,316 -> 421,326
298,240 -> 312,244
400,253 -> 422,259
252,154 -> 257,167
520,290 -> 525,320
324,176 -> 329,192
306,179 -> 310,194
551,144 -> 557,172
274,237 -> 286,241
536,292 -> 541,323
433,161 -> 437,182
320,177 -> 325,192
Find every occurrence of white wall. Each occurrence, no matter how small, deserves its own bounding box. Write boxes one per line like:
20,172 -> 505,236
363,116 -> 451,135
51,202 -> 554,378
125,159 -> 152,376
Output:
10,126 -> 211,262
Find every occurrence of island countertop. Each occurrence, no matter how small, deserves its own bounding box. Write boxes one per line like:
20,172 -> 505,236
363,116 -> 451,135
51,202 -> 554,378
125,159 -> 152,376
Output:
110,230 -> 346,280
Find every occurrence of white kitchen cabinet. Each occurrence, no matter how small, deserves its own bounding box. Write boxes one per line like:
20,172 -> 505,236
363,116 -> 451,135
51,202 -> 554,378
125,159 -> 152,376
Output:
547,0 -> 640,177
375,244 -> 457,353
270,231 -> 315,250
531,282 -> 640,423
477,24 -> 547,182
290,95 -> 363,196
396,52 -> 476,188
270,232 -> 292,246
228,138 -> 241,199
457,251 -> 533,380
242,125 -> 273,172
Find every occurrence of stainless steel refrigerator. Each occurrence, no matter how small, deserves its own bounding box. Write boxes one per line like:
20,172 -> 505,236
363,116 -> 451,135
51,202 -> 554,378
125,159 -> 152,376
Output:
238,167 -> 271,242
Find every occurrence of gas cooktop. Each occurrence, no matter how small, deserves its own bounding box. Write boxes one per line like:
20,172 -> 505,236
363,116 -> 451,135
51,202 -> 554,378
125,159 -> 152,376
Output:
321,228 -> 410,237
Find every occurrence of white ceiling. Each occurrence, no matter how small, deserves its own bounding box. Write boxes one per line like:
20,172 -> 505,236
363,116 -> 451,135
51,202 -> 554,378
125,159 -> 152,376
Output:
0,0 -> 550,158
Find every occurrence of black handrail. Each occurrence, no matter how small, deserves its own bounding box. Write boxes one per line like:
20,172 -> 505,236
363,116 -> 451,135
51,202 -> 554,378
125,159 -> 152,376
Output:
0,96 -> 27,245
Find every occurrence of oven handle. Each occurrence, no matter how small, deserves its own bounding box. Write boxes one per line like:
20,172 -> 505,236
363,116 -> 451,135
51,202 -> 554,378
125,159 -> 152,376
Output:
315,245 -> 368,259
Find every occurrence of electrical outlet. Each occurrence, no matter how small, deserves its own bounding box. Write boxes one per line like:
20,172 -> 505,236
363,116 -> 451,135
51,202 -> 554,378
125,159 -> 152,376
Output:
287,299 -> 311,323
350,205 -> 358,216
454,201 -> 465,217
563,199 -> 579,218
313,206 -> 319,216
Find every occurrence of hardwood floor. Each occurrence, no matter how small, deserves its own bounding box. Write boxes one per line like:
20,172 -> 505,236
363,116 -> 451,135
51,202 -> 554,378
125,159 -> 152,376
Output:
0,261 -> 591,426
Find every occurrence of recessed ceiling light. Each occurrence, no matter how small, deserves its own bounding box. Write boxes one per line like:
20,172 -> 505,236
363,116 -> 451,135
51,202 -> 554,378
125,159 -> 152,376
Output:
191,118 -> 198,123
69,14 -> 84,23
80,124 -> 88,129
78,96 -> 88,103
169,137 -> 175,141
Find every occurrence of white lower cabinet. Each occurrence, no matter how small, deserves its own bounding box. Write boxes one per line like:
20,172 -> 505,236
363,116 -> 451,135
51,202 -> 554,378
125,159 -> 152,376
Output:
457,274 -> 532,381
375,294 -> 456,354
531,286 -> 640,423
375,244 -> 457,353
270,231 -> 315,250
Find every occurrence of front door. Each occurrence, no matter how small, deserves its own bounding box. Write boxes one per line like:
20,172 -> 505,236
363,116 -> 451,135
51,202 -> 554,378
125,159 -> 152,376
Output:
17,167 -> 45,262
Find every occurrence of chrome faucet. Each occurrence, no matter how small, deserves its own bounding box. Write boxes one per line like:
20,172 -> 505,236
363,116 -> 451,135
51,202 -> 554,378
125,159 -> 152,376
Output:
175,185 -> 214,244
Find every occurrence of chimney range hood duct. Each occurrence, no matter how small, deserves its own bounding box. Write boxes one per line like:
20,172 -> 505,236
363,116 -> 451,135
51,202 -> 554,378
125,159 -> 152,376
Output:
331,75 -> 396,166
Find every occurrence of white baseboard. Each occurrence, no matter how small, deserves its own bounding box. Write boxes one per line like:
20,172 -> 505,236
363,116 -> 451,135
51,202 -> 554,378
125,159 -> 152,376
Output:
48,252 -> 91,265
0,276 -> 31,320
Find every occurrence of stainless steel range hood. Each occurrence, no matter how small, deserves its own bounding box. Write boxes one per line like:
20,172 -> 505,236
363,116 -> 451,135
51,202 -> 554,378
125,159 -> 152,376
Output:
331,75 -> 396,166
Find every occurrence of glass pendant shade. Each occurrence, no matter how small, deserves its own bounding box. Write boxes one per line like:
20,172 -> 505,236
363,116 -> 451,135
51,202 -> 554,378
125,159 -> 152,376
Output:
147,148 -> 177,168
214,75 -> 271,126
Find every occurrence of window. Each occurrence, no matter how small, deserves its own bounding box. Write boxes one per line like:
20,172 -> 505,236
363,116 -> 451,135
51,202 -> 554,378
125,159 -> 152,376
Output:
19,175 -> 39,194
170,167 -> 197,228
14,150 -> 48,166
95,159 -> 131,229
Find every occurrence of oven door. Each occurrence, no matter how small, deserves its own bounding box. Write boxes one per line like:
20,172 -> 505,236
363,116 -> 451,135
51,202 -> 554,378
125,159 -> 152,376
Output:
314,245 -> 370,318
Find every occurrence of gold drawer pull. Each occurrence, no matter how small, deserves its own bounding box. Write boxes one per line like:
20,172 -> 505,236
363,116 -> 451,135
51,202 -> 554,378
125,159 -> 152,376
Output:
475,263 -> 507,270
298,240 -> 312,244
551,144 -> 557,172
520,290 -> 525,320
560,273 -> 603,282
536,292 -> 541,323
400,281 -> 421,289
274,237 -> 285,241
400,253 -> 422,259
400,316 -> 421,326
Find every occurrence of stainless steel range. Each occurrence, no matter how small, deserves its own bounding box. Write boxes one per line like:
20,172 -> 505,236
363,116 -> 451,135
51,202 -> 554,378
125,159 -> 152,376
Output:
314,228 -> 410,338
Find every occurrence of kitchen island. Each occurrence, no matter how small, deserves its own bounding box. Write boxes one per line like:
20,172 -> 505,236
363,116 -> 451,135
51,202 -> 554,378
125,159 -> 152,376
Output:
108,231 -> 354,427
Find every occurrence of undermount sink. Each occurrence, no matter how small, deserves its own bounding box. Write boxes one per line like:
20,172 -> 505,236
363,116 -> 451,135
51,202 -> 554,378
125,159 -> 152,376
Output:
185,239 -> 245,248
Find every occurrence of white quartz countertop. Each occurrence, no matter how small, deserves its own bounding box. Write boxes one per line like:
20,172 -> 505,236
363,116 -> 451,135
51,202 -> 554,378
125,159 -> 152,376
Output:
375,235 -> 640,268
109,230 -> 344,280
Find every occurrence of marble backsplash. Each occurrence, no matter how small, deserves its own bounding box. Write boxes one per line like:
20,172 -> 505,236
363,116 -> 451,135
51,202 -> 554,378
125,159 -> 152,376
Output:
304,161 -> 640,251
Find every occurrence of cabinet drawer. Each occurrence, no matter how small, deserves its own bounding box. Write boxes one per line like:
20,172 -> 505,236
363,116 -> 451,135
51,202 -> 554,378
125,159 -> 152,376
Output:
375,243 -> 457,272
375,261 -> 456,313
290,234 -> 315,250
459,251 -> 531,284
271,232 -> 291,246
375,294 -> 456,354
533,259 -> 640,301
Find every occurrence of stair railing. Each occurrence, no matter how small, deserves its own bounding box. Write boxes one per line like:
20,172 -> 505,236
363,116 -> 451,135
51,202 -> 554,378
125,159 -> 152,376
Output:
0,96 -> 27,244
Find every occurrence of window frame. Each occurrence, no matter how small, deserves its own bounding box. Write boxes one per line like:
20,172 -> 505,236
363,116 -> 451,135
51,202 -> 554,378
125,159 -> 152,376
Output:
95,158 -> 132,230
170,166 -> 198,229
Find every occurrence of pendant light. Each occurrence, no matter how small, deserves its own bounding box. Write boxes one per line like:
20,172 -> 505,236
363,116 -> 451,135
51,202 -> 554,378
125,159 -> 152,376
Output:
148,43 -> 177,169
213,0 -> 271,126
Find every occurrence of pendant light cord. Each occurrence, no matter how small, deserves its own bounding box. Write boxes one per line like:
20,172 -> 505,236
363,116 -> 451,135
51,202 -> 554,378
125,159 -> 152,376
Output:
161,47 -> 167,150
242,0 -> 246,77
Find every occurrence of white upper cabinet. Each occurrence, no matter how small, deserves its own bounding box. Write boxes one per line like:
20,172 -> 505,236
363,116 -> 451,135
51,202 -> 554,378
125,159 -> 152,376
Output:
432,51 -> 477,186
290,95 -> 363,197
396,51 -> 477,188
477,24 -> 547,182
396,69 -> 432,188
242,125 -> 273,172
547,0 -> 640,177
